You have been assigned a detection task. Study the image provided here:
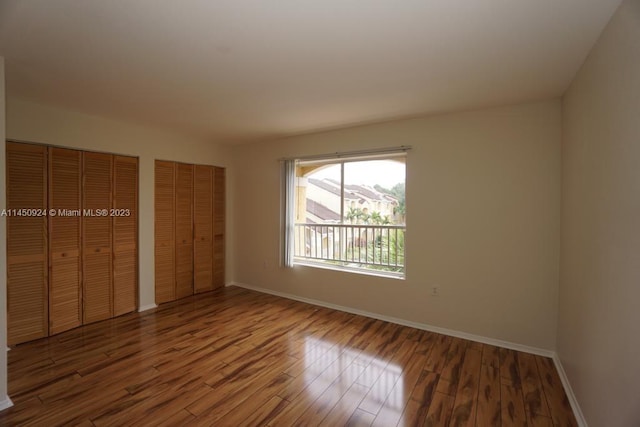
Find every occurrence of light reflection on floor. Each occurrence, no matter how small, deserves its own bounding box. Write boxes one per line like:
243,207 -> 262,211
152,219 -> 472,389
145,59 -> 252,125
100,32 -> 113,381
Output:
303,336 -> 404,416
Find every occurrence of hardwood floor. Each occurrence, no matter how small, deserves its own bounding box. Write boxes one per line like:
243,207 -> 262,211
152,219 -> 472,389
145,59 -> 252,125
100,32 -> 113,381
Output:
1,286 -> 577,426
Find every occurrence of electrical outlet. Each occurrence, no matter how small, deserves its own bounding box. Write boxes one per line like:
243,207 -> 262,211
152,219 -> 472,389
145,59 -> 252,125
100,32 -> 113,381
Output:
430,285 -> 440,297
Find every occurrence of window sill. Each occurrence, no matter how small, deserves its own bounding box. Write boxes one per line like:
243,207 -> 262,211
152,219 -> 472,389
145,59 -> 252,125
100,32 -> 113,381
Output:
293,259 -> 405,280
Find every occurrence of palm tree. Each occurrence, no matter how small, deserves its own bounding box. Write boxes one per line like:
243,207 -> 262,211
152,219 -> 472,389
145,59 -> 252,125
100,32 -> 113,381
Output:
393,201 -> 406,223
345,207 -> 359,224
370,211 -> 382,225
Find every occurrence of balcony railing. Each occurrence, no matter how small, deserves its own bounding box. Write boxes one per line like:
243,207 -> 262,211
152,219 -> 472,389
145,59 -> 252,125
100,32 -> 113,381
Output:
294,223 -> 405,274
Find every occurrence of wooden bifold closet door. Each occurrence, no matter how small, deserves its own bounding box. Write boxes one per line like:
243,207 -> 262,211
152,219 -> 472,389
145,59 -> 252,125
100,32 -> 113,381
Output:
175,163 -> 194,299
6,142 -> 49,345
193,165 -> 213,293
213,167 -> 225,289
154,161 -> 224,303
48,148 -> 82,335
113,155 -> 138,316
82,152 -> 113,324
154,160 -> 176,304
6,142 -> 139,345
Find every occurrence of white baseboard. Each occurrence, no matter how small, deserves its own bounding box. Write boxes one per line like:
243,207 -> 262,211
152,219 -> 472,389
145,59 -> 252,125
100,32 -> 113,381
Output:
0,396 -> 13,412
552,354 -> 587,427
228,281 -> 555,358
138,303 -> 158,313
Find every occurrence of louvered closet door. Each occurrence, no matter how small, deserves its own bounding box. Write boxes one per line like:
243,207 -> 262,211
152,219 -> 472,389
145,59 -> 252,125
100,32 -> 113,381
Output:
48,148 -> 82,335
213,167 -> 225,289
6,142 -> 49,345
193,165 -> 213,294
83,152 -> 113,324
113,156 -> 138,316
155,160 -> 175,303
175,163 -> 194,299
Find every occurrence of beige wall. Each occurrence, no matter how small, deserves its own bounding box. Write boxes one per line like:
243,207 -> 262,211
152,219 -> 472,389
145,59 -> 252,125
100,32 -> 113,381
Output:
5,97 -> 232,310
0,58 -> 9,406
559,0 -> 640,425
231,100 -> 562,350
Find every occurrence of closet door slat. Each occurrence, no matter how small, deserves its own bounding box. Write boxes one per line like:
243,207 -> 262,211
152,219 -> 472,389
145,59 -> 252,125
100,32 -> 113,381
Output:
48,147 -> 82,335
6,142 -> 49,345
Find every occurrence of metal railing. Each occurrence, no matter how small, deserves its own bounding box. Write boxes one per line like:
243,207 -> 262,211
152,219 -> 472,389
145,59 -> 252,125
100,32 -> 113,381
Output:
294,223 -> 405,273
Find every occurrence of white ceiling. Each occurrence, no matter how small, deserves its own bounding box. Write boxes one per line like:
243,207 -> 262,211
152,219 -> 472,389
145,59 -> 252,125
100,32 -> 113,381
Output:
0,0 -> 622,143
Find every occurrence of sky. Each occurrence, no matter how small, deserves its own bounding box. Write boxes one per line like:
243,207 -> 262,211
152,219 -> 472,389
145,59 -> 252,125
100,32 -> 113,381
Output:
309,160 -> 405,189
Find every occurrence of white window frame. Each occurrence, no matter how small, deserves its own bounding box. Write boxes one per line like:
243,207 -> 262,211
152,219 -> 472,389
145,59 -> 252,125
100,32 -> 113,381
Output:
281,146 -> 410,279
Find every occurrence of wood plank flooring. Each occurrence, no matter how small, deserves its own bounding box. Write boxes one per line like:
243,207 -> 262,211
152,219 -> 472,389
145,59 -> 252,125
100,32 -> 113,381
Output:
0,286 -> 577,426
